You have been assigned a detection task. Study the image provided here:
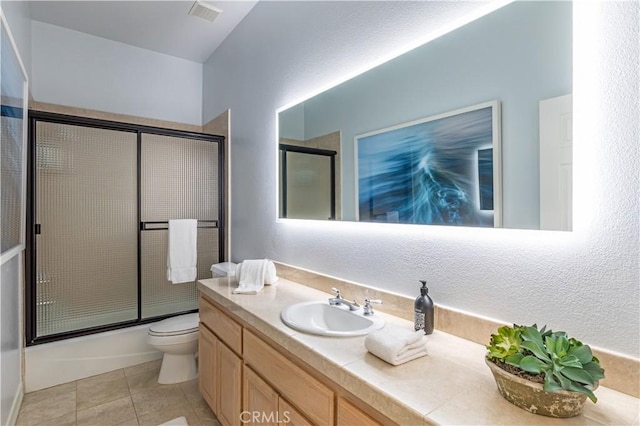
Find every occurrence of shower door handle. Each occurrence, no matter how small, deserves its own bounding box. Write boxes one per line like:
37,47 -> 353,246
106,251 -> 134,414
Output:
35,224 -> 41,235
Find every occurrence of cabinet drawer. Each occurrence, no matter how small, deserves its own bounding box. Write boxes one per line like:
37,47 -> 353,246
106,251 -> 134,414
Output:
200,296 -> 242,355
244,330 -> 333,426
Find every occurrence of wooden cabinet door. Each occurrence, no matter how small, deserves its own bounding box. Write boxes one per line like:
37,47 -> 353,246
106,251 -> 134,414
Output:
244,330 -> 334,425
278,397 -> 313,426
199,324 -> 218,413
217,341 -> 242,426
337,397 -> 381,426
243,366 -> 279,426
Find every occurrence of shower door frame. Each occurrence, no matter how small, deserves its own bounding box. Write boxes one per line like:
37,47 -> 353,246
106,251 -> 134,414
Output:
25,111 -> 226,346
279,143 -> 337,220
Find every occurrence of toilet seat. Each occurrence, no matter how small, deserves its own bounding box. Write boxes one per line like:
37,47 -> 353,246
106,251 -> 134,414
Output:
149,313 -> 199,337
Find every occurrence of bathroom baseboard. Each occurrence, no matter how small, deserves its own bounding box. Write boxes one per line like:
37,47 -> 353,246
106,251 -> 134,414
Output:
25,324 -> 162,393
7,383 -> 23,426
274,261 -> 640,398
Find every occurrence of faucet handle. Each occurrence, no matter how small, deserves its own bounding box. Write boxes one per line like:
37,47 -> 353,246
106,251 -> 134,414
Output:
363,298 -> 382,316
331,287 -> 342,298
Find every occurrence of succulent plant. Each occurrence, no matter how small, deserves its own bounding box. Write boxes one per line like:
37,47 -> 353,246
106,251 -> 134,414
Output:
487,324 -> 605,403
486,324 -> 524,361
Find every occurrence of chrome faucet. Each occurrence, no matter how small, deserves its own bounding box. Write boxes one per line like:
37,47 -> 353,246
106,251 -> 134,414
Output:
328,287 -> 360,311
363,298 -> 382,316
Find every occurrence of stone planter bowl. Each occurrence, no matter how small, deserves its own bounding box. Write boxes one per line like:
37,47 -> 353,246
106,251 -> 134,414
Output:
485,358 -> 597,418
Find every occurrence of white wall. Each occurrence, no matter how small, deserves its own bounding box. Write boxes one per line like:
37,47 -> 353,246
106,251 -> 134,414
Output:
0,5 -> 29,424
1,1 -> 31,78
203,1 -> 639,357
31,21 -> 203,126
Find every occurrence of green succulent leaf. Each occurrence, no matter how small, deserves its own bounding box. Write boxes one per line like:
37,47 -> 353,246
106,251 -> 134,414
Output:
521,326 -> 544,346
561,367 -> 596,385
545,336 -> 556,355
559,355 -> 583,368
559,336 -> 570,356
486,325 -> 523,361
519,355 -> 547,374
568,344 -> 594,365
554,371 -> 572,390
583,361 -> 606,381
567,381 -> 598,403
520,340 -> 551,362
543,372 -> 563,393
505,353 -> 524,367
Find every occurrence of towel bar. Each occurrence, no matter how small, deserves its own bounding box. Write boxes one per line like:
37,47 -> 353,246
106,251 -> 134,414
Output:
140,220 -> 218,231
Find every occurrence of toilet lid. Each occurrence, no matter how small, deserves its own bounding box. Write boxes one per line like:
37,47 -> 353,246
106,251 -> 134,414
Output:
149,313 -> 199,336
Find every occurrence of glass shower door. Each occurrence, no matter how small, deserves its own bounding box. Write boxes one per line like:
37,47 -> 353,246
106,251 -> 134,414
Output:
140,133 -> 220,318
35,122 -> 138,336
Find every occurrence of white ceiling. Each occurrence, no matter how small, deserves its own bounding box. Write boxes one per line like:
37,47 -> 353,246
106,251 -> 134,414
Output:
29,1 -> 258,63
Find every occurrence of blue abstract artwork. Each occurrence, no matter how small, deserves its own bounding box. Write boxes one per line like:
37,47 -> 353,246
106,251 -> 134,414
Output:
356,103 -> 499,227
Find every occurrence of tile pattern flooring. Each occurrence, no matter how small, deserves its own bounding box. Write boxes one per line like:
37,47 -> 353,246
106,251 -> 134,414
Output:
15,360 -> 222,426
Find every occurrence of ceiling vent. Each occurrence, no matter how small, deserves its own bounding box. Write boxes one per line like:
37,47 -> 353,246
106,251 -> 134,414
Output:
188,1 -> 222,23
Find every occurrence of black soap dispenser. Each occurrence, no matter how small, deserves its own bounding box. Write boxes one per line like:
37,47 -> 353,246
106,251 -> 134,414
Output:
414,280 -> 434,335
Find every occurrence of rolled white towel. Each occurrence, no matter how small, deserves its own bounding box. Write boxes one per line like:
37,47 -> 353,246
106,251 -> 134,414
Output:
233,259 -> 268,294
235,259 -> 279,286
365,325 -> 428,366
264,261 -> 279,285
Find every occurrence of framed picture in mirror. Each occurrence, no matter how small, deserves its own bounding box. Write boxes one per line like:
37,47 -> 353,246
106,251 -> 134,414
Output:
355,101 -> 501,227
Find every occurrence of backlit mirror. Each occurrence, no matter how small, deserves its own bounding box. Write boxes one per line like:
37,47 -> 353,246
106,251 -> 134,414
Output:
278,1 -> 572,231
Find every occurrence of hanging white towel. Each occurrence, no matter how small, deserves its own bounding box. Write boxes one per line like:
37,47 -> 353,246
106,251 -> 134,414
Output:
364,325 -> 428,366
233,259 -> 272,294
235,259 -> 279,287
166,219 -> 198,284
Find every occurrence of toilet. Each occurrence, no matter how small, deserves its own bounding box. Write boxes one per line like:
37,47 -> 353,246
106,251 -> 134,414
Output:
147,313 -> 200,384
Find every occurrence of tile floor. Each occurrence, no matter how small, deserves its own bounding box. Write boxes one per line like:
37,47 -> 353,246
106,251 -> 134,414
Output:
15,360 -> 222,426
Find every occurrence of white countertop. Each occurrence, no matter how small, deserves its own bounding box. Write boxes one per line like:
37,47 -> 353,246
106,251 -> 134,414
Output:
197,277 -> 639,425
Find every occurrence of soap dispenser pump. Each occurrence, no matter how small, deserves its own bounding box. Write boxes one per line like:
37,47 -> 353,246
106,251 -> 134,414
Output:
414,280 -> 434,335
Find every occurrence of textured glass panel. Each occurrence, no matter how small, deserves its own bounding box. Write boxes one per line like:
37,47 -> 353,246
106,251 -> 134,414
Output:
141,134 -> 218,221
35,122 -> 137,336
141,134 -> 219,318
141,229 -> 217,318
1,22 -> 26,254
1,116 -> 23,253
286,152 -> 332,220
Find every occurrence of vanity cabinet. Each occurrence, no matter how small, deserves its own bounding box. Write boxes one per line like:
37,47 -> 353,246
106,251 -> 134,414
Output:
199,297 -> 242,426
199,294 -> 392,426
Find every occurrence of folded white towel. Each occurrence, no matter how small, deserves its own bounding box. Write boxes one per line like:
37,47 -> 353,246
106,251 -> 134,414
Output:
264,261 -> 279,285
233,259 -> 269,294
166,219 -> 197,284
235,259 -> 279,287
365,325 -> 428,366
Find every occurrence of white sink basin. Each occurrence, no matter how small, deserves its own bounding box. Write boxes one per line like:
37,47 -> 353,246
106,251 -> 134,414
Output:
280,301 -> 385,337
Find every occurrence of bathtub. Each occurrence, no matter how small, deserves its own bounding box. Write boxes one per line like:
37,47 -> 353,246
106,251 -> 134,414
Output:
24,324 -> 162,392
